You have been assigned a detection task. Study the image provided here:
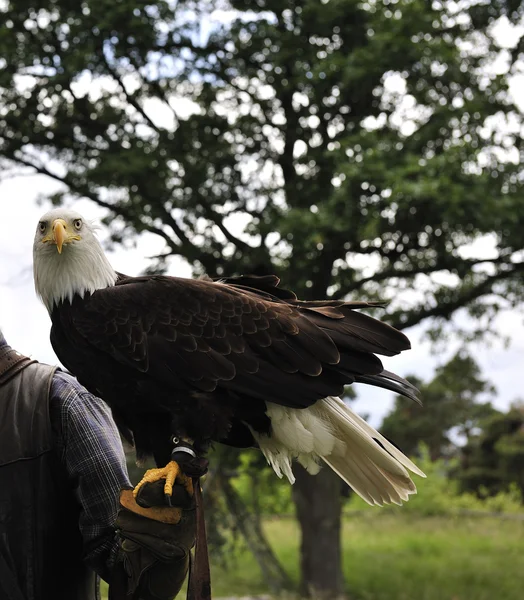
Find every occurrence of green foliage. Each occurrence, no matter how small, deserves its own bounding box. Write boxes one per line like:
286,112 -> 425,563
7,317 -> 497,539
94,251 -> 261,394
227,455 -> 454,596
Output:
380,351 -> 497,461
346,444 -> 524,517
230,449 -> 294,516
458,402 -> 524,500
380,353 -> 524,504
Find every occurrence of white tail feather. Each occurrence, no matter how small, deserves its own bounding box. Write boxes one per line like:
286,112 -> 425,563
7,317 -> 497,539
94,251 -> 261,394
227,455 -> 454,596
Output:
251,396 -> 425,506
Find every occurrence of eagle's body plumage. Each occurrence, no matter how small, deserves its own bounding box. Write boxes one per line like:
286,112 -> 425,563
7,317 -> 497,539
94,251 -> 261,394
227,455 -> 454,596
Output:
34,209 -> 425,506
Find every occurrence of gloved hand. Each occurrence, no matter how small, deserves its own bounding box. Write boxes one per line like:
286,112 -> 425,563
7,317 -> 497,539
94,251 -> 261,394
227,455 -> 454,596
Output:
110,475 -> 196,600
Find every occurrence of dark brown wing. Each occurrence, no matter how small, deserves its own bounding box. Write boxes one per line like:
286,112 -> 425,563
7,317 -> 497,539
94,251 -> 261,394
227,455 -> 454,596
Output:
66,274 -> 416,407
210,274 -> 419,402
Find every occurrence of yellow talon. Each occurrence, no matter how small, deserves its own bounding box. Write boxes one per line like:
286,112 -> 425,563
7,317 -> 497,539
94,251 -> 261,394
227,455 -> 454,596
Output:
163,461 -> 179,497
133,460 -> 193,500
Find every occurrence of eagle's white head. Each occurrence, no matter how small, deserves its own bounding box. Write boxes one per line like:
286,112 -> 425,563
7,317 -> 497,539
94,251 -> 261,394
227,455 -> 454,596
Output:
33,208 -> 117,313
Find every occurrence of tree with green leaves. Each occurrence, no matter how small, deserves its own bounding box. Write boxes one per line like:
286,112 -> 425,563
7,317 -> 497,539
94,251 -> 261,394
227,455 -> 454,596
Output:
381,351 -> 497,461
457,402 -> 524,501
2,0 -> 524,596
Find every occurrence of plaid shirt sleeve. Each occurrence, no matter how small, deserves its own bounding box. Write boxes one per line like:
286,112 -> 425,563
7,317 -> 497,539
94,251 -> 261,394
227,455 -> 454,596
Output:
49,369 -> 132,582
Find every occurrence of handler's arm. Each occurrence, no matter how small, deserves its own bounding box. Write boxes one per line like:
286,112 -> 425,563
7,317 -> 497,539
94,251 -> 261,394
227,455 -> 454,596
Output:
50,370 -> 131,581
49,371 -> 195,599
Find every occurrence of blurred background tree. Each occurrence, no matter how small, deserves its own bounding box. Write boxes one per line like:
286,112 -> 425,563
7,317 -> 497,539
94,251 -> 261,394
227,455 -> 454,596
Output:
381,355 -> 524,504
457,401 -> 524,501
2,0 -> 524,597
381,351 -> 497,461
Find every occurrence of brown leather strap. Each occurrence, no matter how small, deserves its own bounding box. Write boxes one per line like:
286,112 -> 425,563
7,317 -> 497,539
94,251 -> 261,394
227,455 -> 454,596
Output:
0,347 -> 36,386
187,478 -> 212,600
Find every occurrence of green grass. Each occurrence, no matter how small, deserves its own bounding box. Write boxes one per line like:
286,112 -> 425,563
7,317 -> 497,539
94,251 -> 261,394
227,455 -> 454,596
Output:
101,514 -> 524,599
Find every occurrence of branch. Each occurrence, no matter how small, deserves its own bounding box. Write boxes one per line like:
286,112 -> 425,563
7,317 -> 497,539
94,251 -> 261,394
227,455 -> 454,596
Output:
332,265 -> 436,299
182,188 -> 252,253
203,206 -> 251,252
101,54 -> 165,135
147,79 -> 181,129
333,256 -> 517,299
126,54 -> 180,129
156,208 -> 196,252
389,263 -> 524,331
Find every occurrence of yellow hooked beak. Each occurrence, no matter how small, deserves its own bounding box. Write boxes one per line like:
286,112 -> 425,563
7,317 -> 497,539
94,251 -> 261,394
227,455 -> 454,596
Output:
42,219 -> 81,254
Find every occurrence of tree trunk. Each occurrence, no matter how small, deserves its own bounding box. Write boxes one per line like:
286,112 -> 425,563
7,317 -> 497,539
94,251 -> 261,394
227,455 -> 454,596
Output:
292,465 -> 347,599
219,473 -> 292,595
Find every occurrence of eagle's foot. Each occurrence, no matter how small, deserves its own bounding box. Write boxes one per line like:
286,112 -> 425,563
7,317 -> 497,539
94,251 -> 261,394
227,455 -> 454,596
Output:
133,460 -> 193,506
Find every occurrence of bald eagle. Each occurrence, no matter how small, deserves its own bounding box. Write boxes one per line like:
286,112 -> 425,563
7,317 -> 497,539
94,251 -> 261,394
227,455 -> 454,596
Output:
33,208 -> 425,506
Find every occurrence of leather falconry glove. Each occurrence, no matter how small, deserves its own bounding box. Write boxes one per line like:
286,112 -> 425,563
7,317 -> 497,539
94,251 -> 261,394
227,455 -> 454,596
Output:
110,476 -> 196,600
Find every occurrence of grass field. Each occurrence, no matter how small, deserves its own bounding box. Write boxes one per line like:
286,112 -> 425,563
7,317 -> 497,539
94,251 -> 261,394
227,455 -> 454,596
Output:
101,513 -> 524,599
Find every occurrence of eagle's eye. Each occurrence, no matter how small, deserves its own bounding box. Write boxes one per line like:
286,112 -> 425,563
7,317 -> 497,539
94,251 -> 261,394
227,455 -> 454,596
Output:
38,221 -> 46,233
73,218 -> 82,230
